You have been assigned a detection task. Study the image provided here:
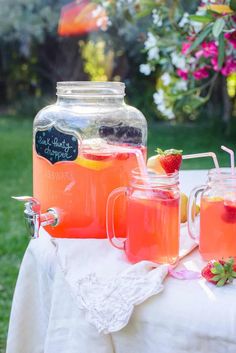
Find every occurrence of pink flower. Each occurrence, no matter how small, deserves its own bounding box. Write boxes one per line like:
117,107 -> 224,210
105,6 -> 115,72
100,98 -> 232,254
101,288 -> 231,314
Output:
177,69 -> 188,80
221,57 -> 236,76
193,67 -> 209,80
202,41 -> 218,58
225,31 -> 236,49
182,42 -> 191,55
195,50 -> 204,59
194,42 -> 218,59
211,57 -> 219,72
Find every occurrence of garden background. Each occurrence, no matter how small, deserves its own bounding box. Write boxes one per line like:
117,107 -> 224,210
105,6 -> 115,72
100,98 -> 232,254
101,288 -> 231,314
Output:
1,1 -> 236,352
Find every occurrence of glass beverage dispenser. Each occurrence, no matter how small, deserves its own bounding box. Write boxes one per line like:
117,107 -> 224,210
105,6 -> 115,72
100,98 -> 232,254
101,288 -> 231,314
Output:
19,82 -> 147,238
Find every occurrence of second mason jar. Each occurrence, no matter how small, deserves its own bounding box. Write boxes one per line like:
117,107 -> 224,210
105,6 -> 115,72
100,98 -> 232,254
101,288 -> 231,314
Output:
33,82 -> 147,238
188,169 -> 236,260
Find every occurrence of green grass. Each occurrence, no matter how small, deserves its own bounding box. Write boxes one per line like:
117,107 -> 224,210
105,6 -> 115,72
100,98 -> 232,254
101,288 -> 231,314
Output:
148,122 -> 236,169
0,116 -> 235,352
0,117 -> 32,352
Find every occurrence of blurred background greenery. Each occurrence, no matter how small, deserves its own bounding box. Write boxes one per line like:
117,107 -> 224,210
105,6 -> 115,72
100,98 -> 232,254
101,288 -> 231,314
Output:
0,0 -> 235,126
1,1 -> 236,352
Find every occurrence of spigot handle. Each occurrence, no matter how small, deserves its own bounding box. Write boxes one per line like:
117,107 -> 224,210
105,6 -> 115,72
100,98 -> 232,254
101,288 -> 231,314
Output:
12,196 -> 38,202
12,196 -> 41,213
12,196 -> 41,239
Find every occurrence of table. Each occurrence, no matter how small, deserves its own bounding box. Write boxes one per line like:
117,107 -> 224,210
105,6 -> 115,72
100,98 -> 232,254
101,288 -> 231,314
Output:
6,171 -> 236,353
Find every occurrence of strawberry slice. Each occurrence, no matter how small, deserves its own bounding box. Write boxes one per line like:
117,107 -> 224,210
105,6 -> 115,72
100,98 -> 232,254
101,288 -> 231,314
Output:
156,148 -> 183,174
116,152 -> 130,160
153,189 -> 175,200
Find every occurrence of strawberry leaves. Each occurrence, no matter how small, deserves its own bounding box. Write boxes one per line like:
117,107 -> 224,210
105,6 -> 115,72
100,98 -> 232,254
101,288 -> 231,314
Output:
156,148 -> 183,156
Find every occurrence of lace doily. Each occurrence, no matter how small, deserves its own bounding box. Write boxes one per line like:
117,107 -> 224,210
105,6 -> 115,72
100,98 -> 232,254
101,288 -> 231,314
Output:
53,225 -> 197,334
76,261 -> 168,333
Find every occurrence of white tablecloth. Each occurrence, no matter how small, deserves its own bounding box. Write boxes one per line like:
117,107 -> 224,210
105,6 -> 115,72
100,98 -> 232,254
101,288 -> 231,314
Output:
6,170 -> 236,353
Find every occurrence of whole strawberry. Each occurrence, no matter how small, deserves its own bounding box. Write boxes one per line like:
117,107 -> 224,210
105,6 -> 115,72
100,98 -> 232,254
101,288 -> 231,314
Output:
201,258 -> 236,286
156,148 -> 183,174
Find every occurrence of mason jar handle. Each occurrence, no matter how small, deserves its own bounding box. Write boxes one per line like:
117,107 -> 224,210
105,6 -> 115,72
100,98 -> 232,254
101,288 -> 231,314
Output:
106,187 -> 127,250
187,185 -> 205,242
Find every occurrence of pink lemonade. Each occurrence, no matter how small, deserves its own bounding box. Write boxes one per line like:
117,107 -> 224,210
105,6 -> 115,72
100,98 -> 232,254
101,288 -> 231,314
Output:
125,190 -> 180,264
33,144 -> 146,238
200,197 -> 236,260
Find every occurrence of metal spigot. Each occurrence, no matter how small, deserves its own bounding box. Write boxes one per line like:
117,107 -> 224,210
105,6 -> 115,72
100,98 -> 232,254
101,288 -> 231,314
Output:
13,196 -> 59,239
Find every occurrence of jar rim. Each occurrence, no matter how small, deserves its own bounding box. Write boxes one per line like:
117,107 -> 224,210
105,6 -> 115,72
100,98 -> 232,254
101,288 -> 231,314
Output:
208,168 -> 236,180
131,168 -> 179,188
56,81 -> 125,97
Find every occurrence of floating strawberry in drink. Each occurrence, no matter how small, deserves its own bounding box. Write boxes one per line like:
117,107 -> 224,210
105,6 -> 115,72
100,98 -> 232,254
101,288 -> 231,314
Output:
116,152 -> 130,160
222,199 -> 236,223
116,143 -> 146,161
153,189 -> 175,200
156,148 -> 183,174
224,200 -> 236,214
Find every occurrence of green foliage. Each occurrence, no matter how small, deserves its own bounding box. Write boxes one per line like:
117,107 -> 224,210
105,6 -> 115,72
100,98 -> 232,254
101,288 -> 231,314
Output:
218,32 -> 225,69
212,18 -> 225,38
99,0 -> 236,127
230,0 -> 236,11
189,25 -> 213,52
9,95 -> 55,117
188,14 -> 214,24
0,0 -> 62,43
0,0 -> 235,127
0,1 -> 87,106
125,76 -> 158,121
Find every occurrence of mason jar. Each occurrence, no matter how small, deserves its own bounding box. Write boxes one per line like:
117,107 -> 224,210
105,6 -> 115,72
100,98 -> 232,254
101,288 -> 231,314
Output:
33,82 -> 147,238
107,170 -> 180,264
188,168 -> 236,260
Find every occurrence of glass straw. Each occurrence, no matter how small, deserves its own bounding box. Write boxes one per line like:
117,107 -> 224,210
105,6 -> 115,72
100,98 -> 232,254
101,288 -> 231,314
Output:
221,145 -> 235,175
102,144 -> 148,179
103,144 -> 154,197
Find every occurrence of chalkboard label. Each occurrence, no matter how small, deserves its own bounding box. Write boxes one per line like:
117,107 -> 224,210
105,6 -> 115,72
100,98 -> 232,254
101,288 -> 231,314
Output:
35,126 -> 79,164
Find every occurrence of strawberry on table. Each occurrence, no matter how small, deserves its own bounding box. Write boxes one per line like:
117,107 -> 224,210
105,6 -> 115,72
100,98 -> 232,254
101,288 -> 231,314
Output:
201,258 -> 236,286
156,148 -> 183,174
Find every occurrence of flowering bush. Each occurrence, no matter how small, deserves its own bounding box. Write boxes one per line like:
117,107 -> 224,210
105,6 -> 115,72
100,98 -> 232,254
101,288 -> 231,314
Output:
98,0 -> 236,124
138,0 -> 236,120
